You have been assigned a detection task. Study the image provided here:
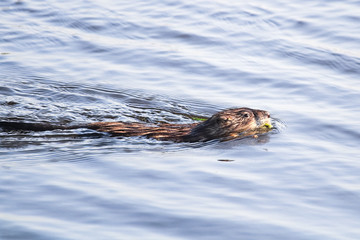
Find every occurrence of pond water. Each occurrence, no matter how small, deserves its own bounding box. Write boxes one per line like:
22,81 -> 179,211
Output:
1,0 -> 360,239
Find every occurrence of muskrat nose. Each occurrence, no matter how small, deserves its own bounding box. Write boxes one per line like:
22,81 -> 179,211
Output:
265,111 -> 270,118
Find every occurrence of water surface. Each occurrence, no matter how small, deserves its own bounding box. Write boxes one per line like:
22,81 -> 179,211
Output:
1,0 -> 360,239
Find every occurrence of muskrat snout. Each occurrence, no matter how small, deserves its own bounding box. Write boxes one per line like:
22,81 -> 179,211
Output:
253,110 -> 273,129
265,111 -> 270,119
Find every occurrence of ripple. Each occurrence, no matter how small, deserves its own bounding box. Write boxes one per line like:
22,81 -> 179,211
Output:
1,0 -> 360,239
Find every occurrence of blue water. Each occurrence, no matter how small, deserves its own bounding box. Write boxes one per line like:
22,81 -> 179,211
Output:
1,0 -> 360,239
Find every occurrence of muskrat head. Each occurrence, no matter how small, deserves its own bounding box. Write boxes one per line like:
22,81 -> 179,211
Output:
185,107 -> 272,142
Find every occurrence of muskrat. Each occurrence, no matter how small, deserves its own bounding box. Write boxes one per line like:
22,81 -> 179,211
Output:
0,107 -> 273,142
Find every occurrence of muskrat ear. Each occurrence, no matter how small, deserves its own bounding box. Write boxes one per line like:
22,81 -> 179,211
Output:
216,115 -> 232,124
215,116 -> 226,124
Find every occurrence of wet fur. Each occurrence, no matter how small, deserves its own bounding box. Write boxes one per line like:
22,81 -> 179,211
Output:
0,108 -> 271,142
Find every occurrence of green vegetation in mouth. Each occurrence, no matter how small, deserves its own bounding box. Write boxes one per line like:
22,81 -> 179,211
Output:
263,123 -> 273,129
190,116 -> 208,121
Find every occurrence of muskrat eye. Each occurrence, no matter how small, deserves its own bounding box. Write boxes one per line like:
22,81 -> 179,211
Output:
237,110 -> 252,118
238,111 -> 250,118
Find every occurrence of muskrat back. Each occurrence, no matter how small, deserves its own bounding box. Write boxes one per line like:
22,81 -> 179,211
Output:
0,107 -> 273,142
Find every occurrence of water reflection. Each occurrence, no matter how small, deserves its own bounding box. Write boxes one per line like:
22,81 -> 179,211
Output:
1,0 -> 360,239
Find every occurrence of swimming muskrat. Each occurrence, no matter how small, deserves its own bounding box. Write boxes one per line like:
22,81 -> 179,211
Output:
0,107 -> 273,142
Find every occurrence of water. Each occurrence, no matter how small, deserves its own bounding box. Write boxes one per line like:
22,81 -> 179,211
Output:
1,0 -> 360,239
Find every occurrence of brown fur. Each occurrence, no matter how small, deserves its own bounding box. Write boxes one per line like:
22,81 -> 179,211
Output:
88,122 -> 197,142
87,107 -> 272,142
0,107 -> 272,142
